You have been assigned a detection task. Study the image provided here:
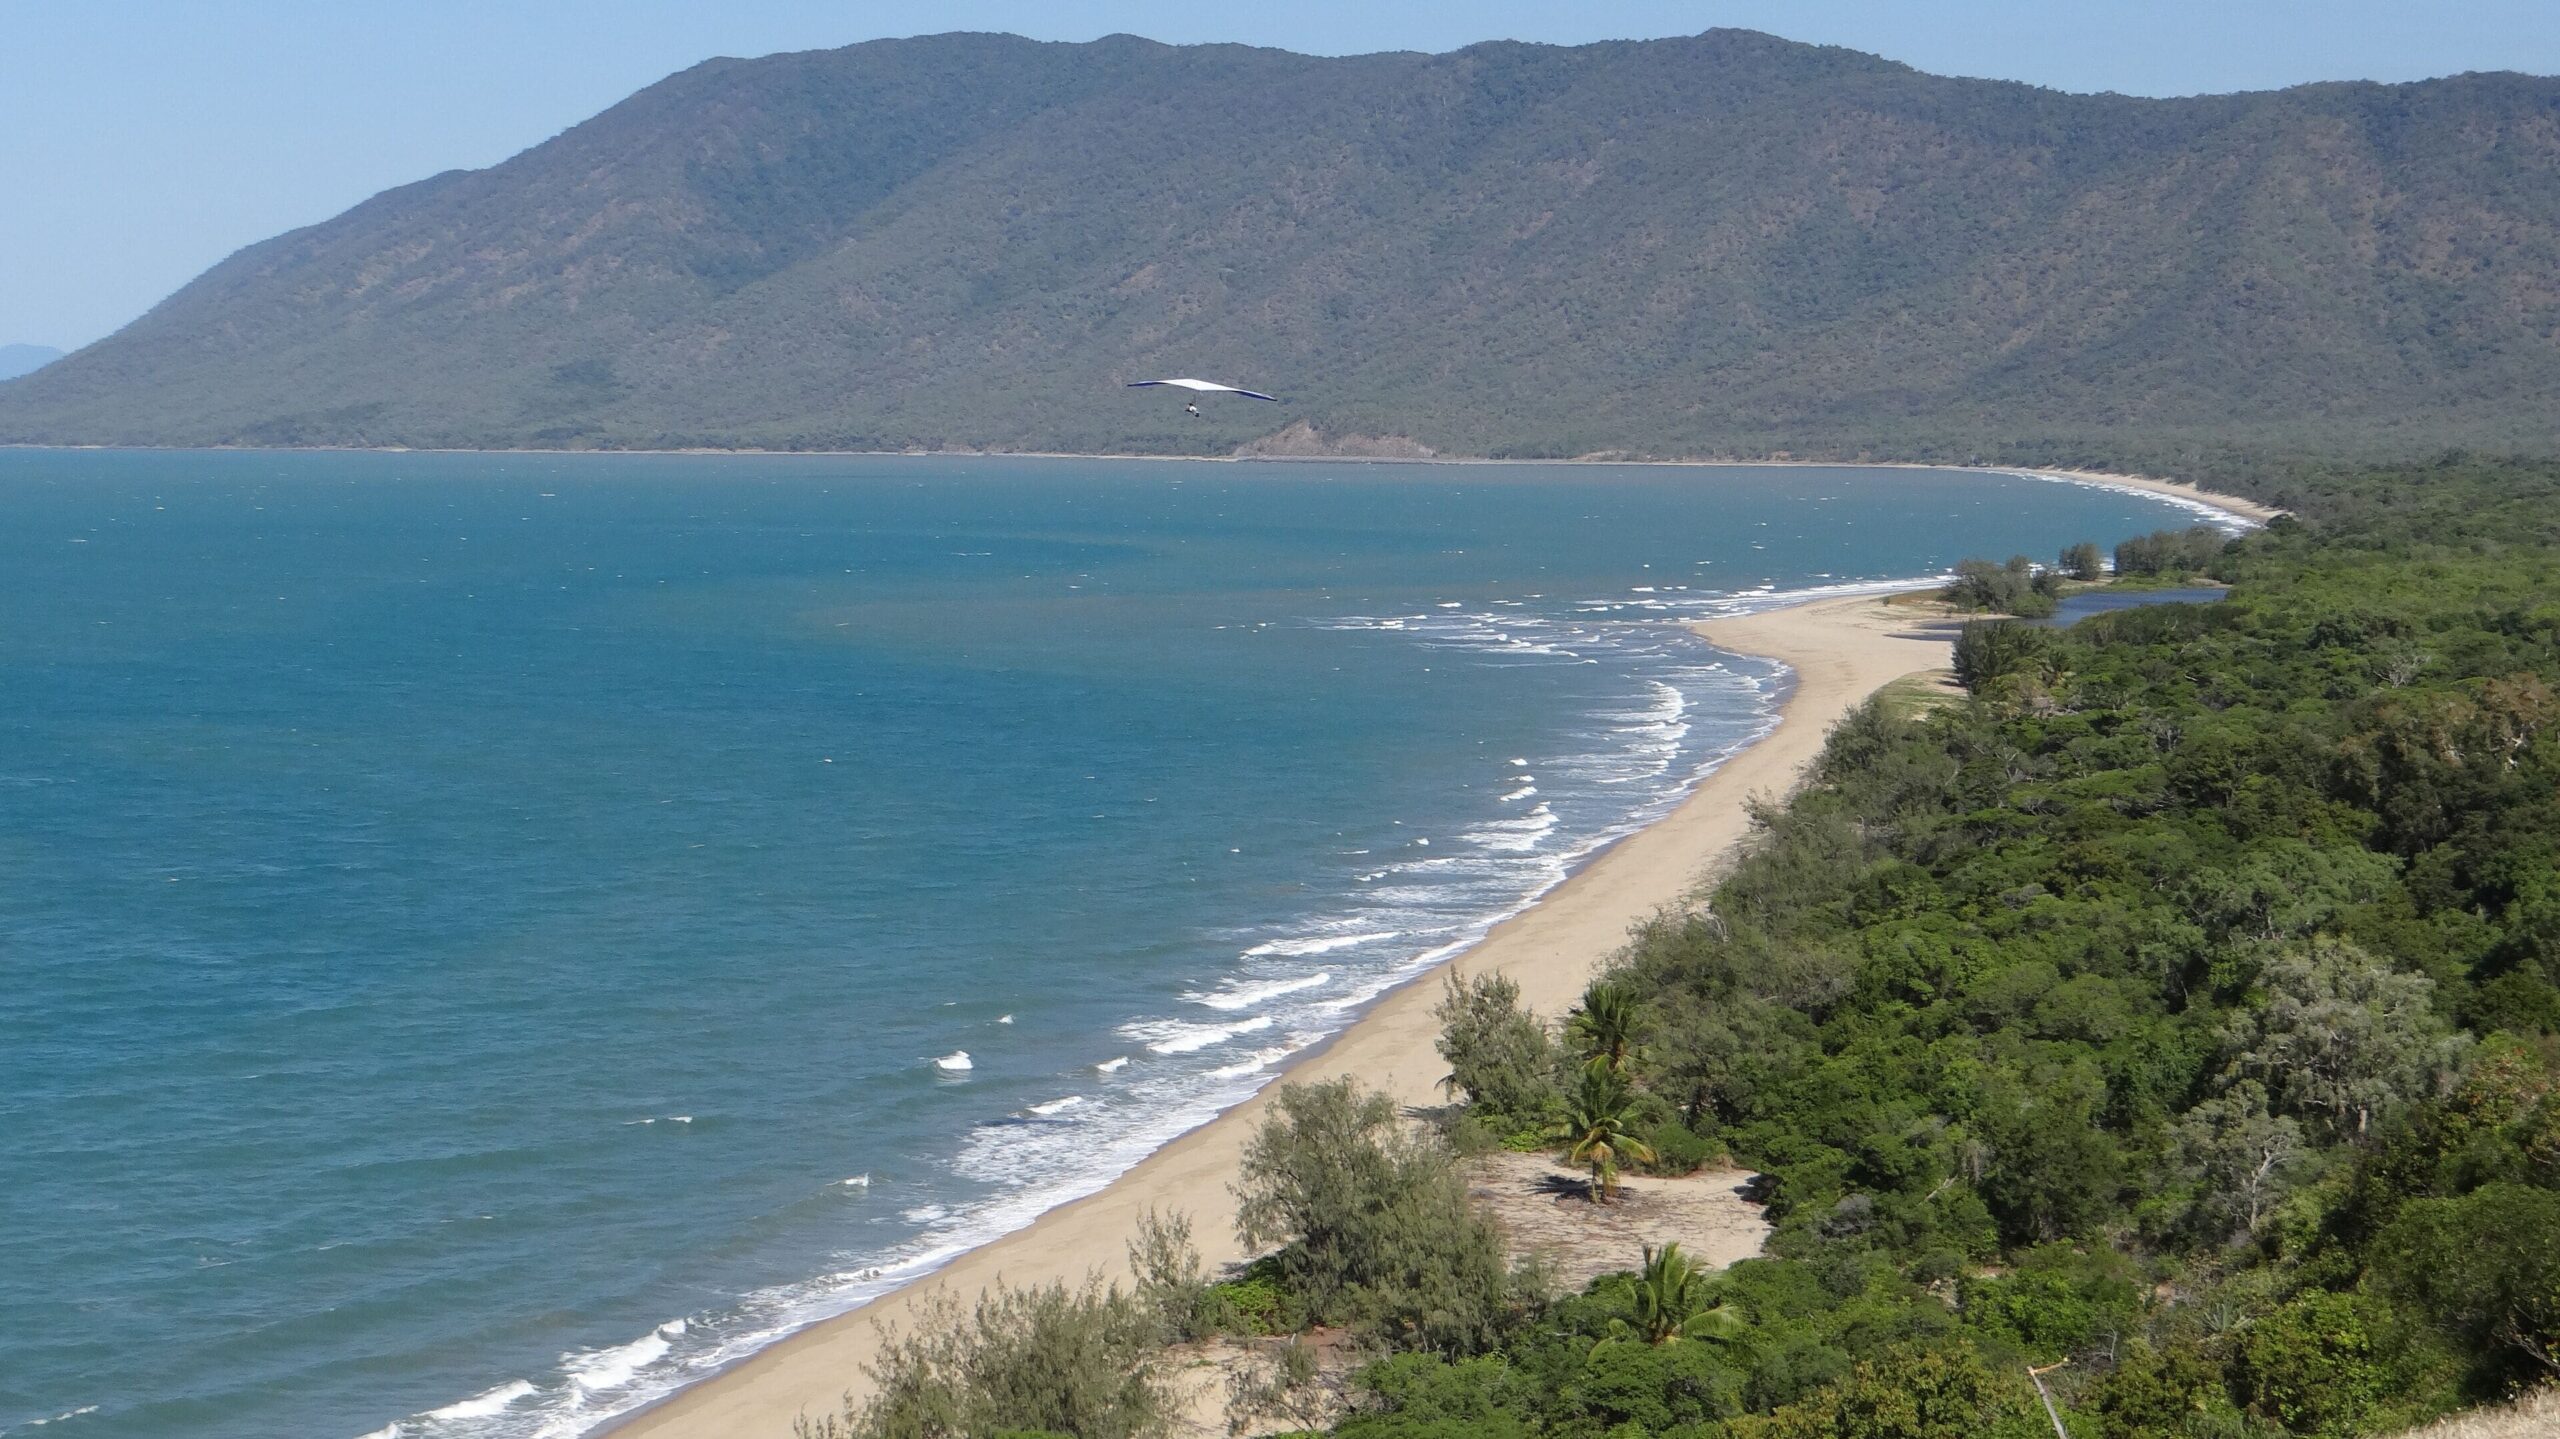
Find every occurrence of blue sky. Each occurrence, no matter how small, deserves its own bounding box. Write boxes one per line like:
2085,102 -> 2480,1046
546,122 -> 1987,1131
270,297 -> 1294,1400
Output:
6,1 -> 2557,349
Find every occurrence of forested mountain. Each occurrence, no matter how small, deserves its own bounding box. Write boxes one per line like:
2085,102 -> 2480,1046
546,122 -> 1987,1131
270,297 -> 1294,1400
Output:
5,30 -> 2559,456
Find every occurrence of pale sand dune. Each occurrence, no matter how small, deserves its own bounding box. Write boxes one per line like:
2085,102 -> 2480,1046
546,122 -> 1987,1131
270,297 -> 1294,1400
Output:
607,590 -> 1960,1439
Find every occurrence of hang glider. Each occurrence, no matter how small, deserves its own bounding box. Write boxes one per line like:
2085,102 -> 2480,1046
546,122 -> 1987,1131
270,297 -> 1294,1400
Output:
1127,377 -> 1281,403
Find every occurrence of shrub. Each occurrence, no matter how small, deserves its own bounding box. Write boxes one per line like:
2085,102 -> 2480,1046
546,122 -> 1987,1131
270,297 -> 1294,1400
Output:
2112,525 -> 2227,577
1950,620 -> 2051,695
2235,1290 -> 2392,1437
1224,1338 -> 1334,1436
1336,1353 -> 1542,1439
2372,1183 -> 2560,1386
1955,1247 -> 2140,1359
1126,1209 -> 1212,1340
1643,1119 -> 1717,1176
798,1274 -> 1176,1439
1198,1256 -> 1299,1336
1237,1078 -> 1535,1353
1943,555 -> 2058,618
1725,1345 -> 2038,1439
2086,1340 -> 2239,1439
1434,971 -> 1559,1122
1564,1335 -> 1745,1431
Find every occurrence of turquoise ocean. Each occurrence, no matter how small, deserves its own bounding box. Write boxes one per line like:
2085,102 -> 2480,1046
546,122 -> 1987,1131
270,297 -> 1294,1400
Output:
0,452 -> 2240,1438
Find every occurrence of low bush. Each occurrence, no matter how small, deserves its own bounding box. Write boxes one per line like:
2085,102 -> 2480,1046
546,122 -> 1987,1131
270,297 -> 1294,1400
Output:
1642,1119 -> 1717,1176
1433,971 -> 1558,1123
1199,1257 -> 1299,1337
1237,1078 -> 1540,1353
2112,524 -> 2227,577
1943,555 -> 2060,618
798,1274 -> 1177,1439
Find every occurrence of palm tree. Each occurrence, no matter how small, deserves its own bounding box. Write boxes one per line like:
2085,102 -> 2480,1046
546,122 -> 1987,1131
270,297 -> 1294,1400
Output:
1554,1063 -> 1654,1204
1623,1243 -> 1748,1346
1567,980 -> 1649,1076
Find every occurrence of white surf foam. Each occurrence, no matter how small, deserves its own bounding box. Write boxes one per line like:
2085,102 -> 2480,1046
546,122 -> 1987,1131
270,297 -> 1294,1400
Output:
1241,930 -> 1398,958
1996,469 -> 2265,535
1183,972 -> 1334,1010
564,1320 -> 685,1394
1122,1014 -> 1275,1054
1465,802 -> 1561,853
423,1380 -> 537,1421
1094,1055 -> 1130,1073
1208,1043 -> 1305,1079
932,1051 -> 972,1072
1027,1096 -> 1084,1116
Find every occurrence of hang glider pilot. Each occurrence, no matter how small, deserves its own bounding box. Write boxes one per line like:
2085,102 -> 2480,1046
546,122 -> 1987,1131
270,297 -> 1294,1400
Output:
1126,377 -> 1282,418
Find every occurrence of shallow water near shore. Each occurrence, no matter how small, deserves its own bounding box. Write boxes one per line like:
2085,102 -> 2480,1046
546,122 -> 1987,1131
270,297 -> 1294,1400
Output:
0,451 -> 2233,1439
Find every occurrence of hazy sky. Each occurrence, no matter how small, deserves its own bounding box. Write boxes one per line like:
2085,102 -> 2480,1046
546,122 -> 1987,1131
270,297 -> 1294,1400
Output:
7,1 -> 2557,349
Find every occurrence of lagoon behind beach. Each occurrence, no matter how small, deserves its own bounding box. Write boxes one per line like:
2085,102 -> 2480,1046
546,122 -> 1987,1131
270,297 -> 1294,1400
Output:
0,451 -> 2233,1439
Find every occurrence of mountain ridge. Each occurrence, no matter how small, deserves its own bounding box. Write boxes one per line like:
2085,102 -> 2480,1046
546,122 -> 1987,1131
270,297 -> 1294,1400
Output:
5,29 -> 2557,458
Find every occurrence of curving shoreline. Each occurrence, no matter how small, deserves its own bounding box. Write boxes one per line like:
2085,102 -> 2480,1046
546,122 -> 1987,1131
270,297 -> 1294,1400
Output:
1998,467 -> 2286,526
600,587 -> 1972,1439
589,470 -> 2273,1439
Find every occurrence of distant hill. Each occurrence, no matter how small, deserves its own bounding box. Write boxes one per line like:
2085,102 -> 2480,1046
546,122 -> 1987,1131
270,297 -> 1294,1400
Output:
0,344 -> 63,382
4,30 -> 2558,458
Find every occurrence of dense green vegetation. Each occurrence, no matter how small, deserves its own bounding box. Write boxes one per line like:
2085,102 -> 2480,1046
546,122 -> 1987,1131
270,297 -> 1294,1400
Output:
2113,526 -> 2231,579
5,32 -> 2558,455
1380,455 -> 2560,1437
1941,555 -> 2062,618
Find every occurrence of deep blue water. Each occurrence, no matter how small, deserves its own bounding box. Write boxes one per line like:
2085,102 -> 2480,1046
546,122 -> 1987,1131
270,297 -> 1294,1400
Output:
0,452 -> 2237,1439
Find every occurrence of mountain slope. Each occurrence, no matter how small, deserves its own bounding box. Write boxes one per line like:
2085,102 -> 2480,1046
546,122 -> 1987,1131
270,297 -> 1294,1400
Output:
6,30 -> 2559,456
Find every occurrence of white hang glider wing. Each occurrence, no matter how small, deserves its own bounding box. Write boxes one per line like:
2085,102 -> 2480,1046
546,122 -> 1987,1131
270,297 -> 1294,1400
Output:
1126,377 -> 1281,403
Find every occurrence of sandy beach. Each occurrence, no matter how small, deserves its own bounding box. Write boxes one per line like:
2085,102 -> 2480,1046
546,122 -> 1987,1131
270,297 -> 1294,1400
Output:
2007,467 -> 2287,526
606,587 -> 1967,1439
